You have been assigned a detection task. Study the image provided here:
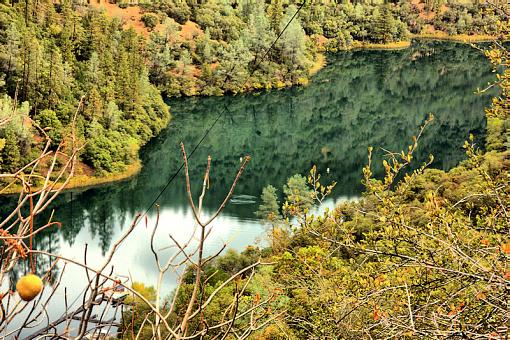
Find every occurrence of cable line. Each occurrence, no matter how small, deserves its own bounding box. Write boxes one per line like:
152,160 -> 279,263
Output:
143,2 -> 306,217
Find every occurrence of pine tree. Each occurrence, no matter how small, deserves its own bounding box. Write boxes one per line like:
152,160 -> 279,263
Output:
196,28 -> 213,64
59,0 -> 76,63
104,101 -> 121,130
243,1 -> 275,62
34,109 -> 62,145
0,129 -> 21,173
267,0 -> 284,32
46,47 -> 69,109
373,4 -> 396,43
238,0 -> 258,20
216,37 -> 253,93
283,174 -> 313,212
3,23 -> 21,80
84,86 -> 103,122
256,185 -> 281,221
179,49 -> 193,75
278,5 -> 308,69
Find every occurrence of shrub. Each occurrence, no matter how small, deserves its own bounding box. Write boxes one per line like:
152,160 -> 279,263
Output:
34,109 -> 63,146
141,13 -> 159,29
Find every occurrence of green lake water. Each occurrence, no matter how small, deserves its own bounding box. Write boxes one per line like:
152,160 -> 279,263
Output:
0,41 -> 496,333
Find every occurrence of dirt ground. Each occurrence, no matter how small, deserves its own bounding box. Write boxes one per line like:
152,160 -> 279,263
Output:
89,0 -> 150,36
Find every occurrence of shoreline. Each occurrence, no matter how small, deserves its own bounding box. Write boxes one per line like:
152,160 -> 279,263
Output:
1,36 -> 497,196
309,53 -> 326,77
351,40 -> 412,50
412,33 -> 498,43
0,161 -> 141,196
321,34 -> 497,54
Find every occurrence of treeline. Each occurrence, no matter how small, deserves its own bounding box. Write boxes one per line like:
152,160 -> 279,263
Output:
141,0 -> 503,96
144,0 -> 409,96
0,0 -> 504,176
145,1 -> 314,96
0,0 -> 169,174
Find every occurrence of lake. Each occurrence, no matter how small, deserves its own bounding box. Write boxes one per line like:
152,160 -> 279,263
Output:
0,40 -> 495,335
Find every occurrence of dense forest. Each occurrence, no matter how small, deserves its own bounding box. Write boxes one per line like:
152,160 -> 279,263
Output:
0,0 -> 508,338
0,0 -> 506,179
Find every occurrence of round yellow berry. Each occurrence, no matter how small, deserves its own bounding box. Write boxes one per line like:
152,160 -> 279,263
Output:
16,274 -> 43,302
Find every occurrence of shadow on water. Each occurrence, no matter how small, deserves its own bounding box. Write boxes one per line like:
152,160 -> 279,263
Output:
0,41 -> 495,275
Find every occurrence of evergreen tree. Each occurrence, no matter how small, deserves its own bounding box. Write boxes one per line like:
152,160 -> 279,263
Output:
104,101 -> 121,130
46,47 -> 70,109
216,37 -> 253,93
238,0 -> 257,20
59,0 -> 77,63
373,4 -> 396,43
84,86 -> 103,121
267,0 -> 284,32
34,109 -> 62,145
243,1 -> 275,62
278,5 -> 308,69
196,28 -> 213,64
0,128 -> 21,173
1,23 -> 21,80
256,185 -> 280,221
283,174 -> 313,212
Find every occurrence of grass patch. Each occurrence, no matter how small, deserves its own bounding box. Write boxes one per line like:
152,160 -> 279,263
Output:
309,53 -> 326,76
0,161 -> 142,195
413,33 -> 498,43
352,40 -> 412,50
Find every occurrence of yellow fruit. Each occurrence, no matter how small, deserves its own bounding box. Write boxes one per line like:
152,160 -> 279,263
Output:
16,274 -> 43,302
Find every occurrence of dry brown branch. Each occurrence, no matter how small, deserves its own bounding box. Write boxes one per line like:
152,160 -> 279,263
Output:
0,131 -> 282,339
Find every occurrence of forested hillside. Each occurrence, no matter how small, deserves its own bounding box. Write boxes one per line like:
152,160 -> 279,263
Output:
0,0 -> 505,180
0,0 -> 507,338
0,1 -> 170,176
134,0 -> 505,96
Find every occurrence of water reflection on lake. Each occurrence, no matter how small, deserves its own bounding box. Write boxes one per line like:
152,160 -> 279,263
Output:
0,41 -> 496,331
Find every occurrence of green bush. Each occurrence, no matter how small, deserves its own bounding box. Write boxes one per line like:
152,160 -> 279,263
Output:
141,13 -> 158,29
35,109 -> 63,146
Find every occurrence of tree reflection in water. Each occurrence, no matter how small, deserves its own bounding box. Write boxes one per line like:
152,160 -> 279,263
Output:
0,41 -> 495,283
